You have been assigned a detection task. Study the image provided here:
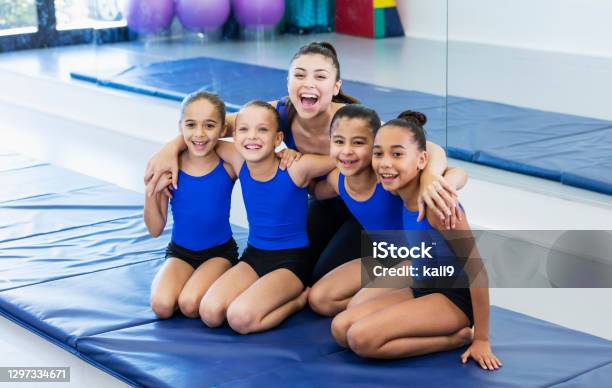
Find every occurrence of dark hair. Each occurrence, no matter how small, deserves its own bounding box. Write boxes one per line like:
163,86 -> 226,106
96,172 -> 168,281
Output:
238,100 -> 281,132
286,42 -> 360,125
180,90 -> 226,127
381,110 -> 428,151
330,104 -> 381,136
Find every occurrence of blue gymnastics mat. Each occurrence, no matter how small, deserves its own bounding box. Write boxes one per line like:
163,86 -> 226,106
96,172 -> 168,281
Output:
70,56 -> 612,195
1,152 -> 612,387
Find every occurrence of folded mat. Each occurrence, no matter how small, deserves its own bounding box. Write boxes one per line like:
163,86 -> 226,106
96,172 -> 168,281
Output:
71,56 -> 612,194
1,154 -> 611,387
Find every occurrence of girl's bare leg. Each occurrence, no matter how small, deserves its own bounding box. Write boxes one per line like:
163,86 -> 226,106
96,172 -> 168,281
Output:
346,293 -> 472,359
176,257 -> 233,318
226,269 -> 307,334
308,258 -> 362,316
199,262 -> 258,327
332,288 -> 414,347
150,258 -> 194,318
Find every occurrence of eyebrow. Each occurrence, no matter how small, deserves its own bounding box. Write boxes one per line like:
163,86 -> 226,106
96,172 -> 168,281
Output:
294,67 -> 330,73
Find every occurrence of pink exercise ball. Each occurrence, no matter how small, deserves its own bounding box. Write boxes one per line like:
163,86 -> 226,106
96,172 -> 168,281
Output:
126,0 -> 175,35
176,0 -> 231,32
233,0 -> 285,28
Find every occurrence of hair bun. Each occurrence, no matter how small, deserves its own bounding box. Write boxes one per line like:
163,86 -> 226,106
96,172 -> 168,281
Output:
316,41 -> 338,58
397,110 -> 427,126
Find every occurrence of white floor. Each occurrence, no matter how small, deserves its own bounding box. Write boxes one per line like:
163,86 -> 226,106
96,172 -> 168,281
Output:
1,33 -> 611,386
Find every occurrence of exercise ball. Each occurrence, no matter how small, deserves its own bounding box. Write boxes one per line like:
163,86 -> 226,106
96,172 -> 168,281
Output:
126,0 -> 175,35
176,0 -> 231,32
233,0 -> 285,28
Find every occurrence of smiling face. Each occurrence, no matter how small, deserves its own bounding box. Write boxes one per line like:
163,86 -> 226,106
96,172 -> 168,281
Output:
372,125 -> 428,192
288,54 -> 342,119
330,117 -> 374,176
233,105 -> 283,163
180,98 -> 223,158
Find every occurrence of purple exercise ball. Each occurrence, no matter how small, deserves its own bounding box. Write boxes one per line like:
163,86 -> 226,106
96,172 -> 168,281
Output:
126,0 -> 175,35
233,0 -> 285,28
177,0 -> 231,32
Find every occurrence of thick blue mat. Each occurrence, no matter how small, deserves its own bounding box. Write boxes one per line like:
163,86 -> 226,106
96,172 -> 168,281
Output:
2,154 -> 612,387
70,57 -> 612,195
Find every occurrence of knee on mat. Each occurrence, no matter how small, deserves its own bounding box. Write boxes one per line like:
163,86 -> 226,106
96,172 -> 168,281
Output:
150,296 -> 176,319
199,299 -> 227,327
308,284 -> 337,316
226,304 -> 259,335
346,324 -> 378,358
177,293 -> 200,318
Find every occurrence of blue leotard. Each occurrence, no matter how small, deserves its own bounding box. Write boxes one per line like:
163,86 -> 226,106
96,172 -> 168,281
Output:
402,207 -> 467,284
239,162 -> 309,250
337,173 -> 404,232
170,161 -> 234,251
276,98 -> 297,150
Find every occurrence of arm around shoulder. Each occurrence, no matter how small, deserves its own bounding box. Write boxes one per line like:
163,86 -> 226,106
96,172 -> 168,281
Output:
288,154 -> 336,188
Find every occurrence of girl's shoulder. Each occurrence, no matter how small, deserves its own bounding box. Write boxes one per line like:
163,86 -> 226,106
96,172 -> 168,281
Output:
327,168 -> 340,192
223,161 -> 237,181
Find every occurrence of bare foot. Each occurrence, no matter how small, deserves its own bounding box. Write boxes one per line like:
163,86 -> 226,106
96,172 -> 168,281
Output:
450,326 -> 474,348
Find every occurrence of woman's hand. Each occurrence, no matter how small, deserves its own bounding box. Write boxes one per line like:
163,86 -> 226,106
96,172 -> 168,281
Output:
418,173 -> 460,228
277,148 -> 302,170
461,339 -> 502,370
144,149 -> 180,196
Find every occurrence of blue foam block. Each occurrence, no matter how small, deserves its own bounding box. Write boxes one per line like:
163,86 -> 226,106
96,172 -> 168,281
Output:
77,310 -> 338,388
0,164 -> 106,204
0,184 -> 144,242
223,307 -> 612,388
474,125 -> 612,183
0,259 -> 163,347
77,306 -> 612,388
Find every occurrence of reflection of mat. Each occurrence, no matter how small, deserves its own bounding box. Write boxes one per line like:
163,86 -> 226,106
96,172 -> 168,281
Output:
71,57 -> 612,195
1,151 -> 612,386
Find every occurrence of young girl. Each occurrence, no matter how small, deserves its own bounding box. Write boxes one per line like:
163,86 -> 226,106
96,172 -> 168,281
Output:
330,111 -> 501,370
309,105 -> 465,317
144,91 -> 239,319
145,42 -> 457,285
198,100 -> 335,334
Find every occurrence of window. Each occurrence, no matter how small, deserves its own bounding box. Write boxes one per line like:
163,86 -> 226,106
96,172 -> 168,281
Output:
0,0 -> 38,36
0,0 -> 131,52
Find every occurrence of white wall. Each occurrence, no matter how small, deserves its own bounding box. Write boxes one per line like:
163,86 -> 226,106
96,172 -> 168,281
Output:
397,0 -> 612,57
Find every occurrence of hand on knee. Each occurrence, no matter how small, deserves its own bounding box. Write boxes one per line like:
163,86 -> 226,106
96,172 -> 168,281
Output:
226,304 -> 259,335
150,295 -> 176,319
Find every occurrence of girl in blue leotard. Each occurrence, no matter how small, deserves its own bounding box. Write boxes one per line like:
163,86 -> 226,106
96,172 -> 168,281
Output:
330,111 -> 501,370
198,100 -> 336,334
145,42 -> 458,286
144,91 -> 239,320
309,105 -> 466,317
